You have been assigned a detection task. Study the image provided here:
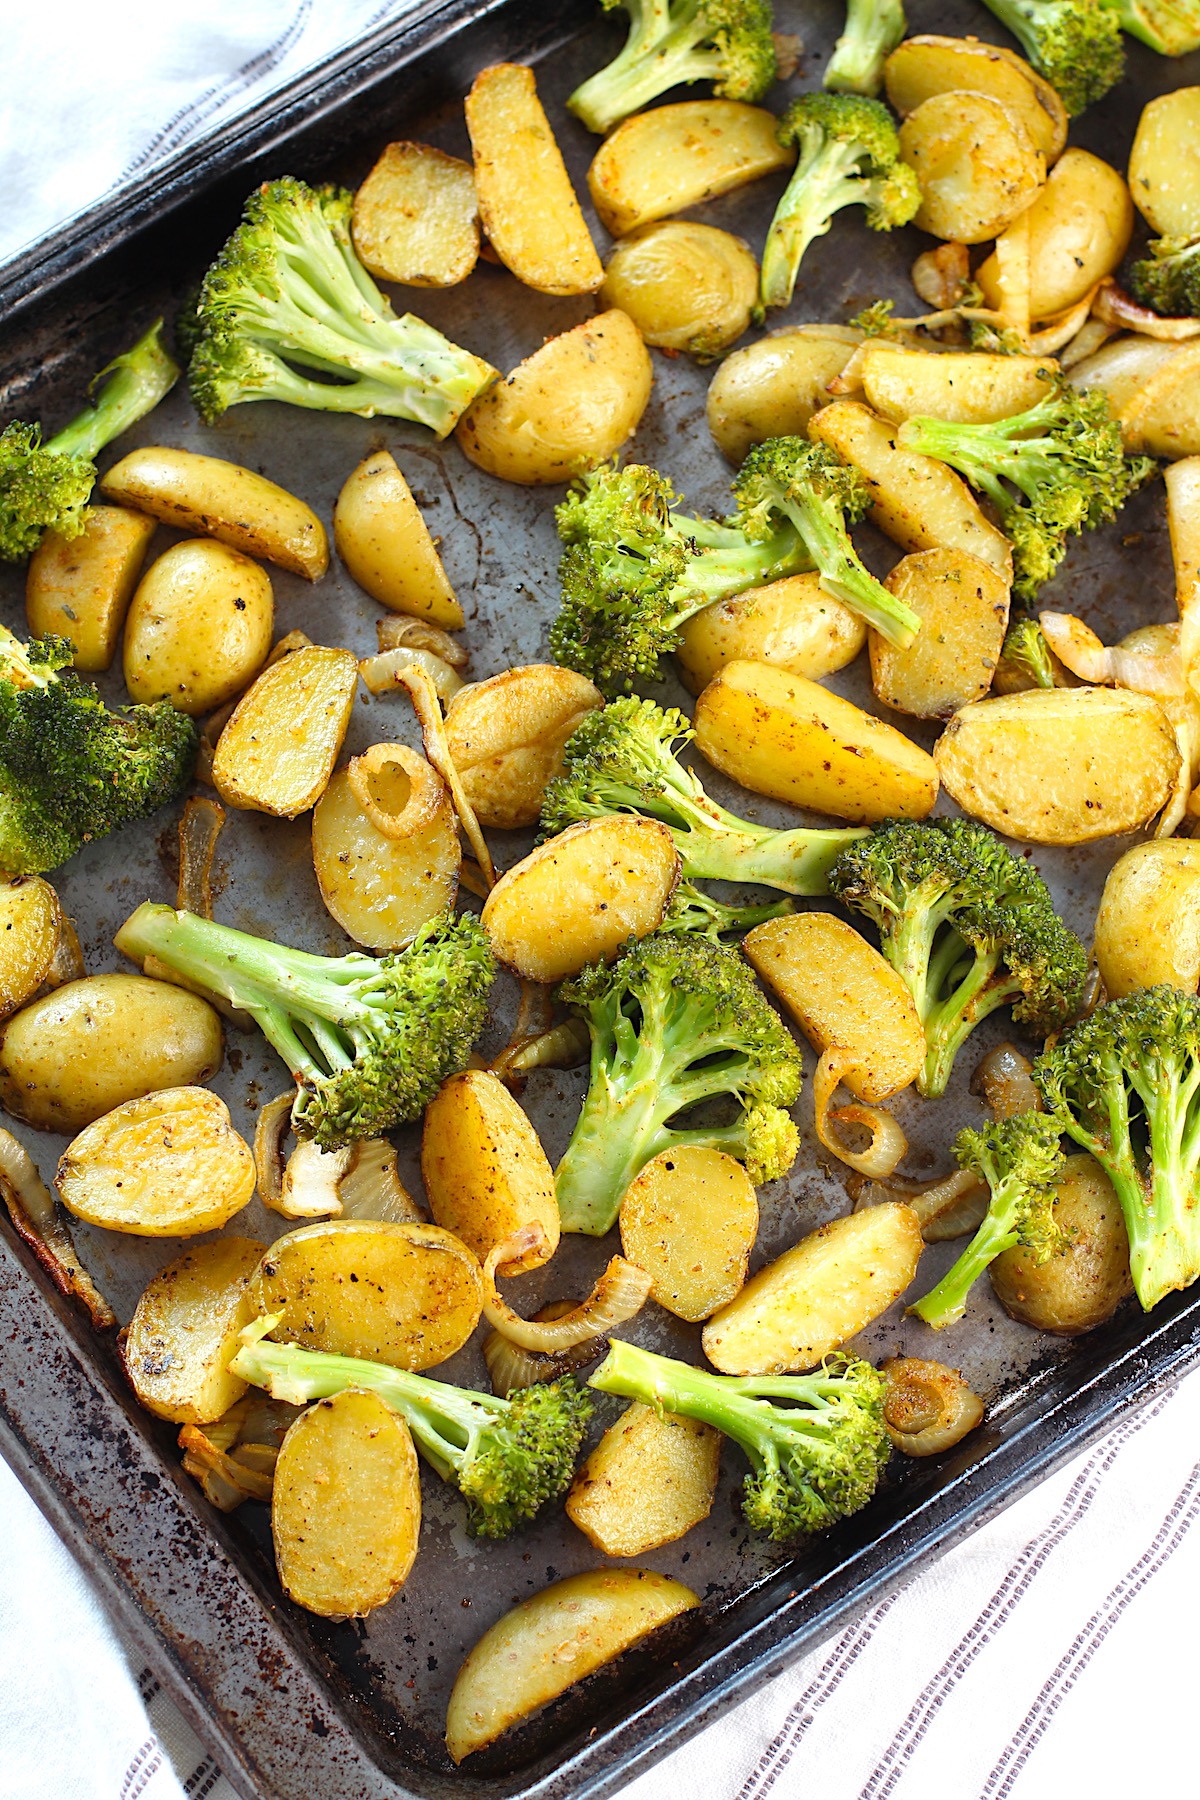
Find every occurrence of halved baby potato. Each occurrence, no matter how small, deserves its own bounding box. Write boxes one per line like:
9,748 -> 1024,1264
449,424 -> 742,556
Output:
977,149 -> 1133,322
898,91 -> 1044,244
123,538 -> 274,715
588,100 -> 795,238
443,665 -> 603,830
1119,343 -> 1200,460
422,1070 -> 559,1274
884,35 -> 1067,162
706,327 -> 864,464
26,504 -> 156,670
312,751 -> 460,951
676,574 -> 866,696
600,220 -> 757,361
123,1236 -> 266,1423
0,876 -> 72,1020
566,1402 -> 721,1556
860,346 -> 1061,426
1068,336 -> 1184,422
352,141 -> 479,287
1127,86 -> 1200,237
213,645 -> 358,817
1093,840 -> 1200,998
57,1086 -> 254,1236
334,450 -> 464,628
989,1154 -> 1132,1335
870,548 -> 1010,719
619,1146 -> 758,1322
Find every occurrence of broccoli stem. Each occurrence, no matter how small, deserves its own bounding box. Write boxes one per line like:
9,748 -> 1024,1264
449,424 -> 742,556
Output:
824,0 -> 907,96
908,1189 -> 1023,1327
921,955 -> 1017,1099
568,5 -> 729,134
760,140 -> 872,310
47,321 -> 179,462
762,484 -> 919,646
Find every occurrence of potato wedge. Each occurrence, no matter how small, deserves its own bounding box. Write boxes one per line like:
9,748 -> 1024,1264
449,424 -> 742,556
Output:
57,1086 -> 254,1236
124,539 -> 274,715
352,141 -> 479,287
446,1568 -> 699,1763
702,1203 -> 924,1375
0,973 -> 222,1133
1167,458 -> 1200,613
934,687 -> 1181,843
334,450 -> 463,628
706,327 -> 863,464
481,816 -> 680,982
444,665 -> 603,829
990,1154 -> 1132,1335
422,1070 -> 558,1274
977,150 -> 1133,322
884,35 -> 1067,162
869,548 -> 1010,720
0,876 -> 70,1020
619,1146 -> 758,1322
899,92 -> 1044,245
312,759 -> 460,951
744,913 -> 925,1102
100,447 -> 328,581
456,311 -> 652,486
212,645 -> 358,817
1068,335 -> 1183,420
676,574 -> 866,696
26,505 -> 155,671
1118,343 -> 1200,460
1128,87 -> 1200,237
253,1219 -> 482,1370
273,1389 -> 421,1618
588,101 -> 795,238
566,1402 -> 720,1556
1093,841 -> 1200,998
693,661 -> 938,823
123,1237 -> 265,1423
860,346 -> 1060,426
600,221 -> 757,360
465,64 -> 602,295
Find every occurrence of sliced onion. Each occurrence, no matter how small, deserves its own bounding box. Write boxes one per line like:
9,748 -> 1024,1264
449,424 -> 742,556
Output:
1038,612 -> 1112,684
813,1046 -> 907,1178
481,1226 -> 652,1351
1158,694 -> 1200,838
457,859 -> 490,900
338,1138 -> 422,1223
266,629 -> 314,667
42,913 -> 84,989
398,662 -> 495,885
970,1042 -> 1039,1119
1059,317 -> 1116,370
1093,281 -> 1200,341
492,1018 -> 592,1082
346,741 -> 448,840
852,1167 -> 989,1242
177,794 -> 225,918
253,1092 -> 294,1210
882,1357 -> 985,1456
279,1139 -> 351,1219
826,340 -> 871,395
912,242 -> 970,310
489,978 -> 556,1082
360,646 -> 464,702
1028,285 -> 1101,354
0,1127 -> 115,1328
771,30 -> 802,80
179,1426 -> 275,1511
377,615 -> 468,668
484,1303 -> 607,1394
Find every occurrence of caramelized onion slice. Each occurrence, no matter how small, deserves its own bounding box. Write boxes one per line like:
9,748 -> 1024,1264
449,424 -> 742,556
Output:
399,662 -> 495,885
377,616 -> 468,667
0,1127 -> 115,1329
814,1046 -> 907,1178
43,912 -> 85,989
360,646 -> 464,702
483,1315 -> 607,1394
253,1092 -> 294,1210
970,1043 -> 1039,1119
883,1357 -> 985,1456
266,629 -> 314,666
852,1167 -> 989,1242
492,1019 -> 592,1082
177,794 -> 225,918
338,1138 -> 423,1223
346,741 -> 449,840
280,1139 -> 352,1219
481,1226 -> 651,1352
1093,280 -> 1200,341
179,1425 -> 276,1510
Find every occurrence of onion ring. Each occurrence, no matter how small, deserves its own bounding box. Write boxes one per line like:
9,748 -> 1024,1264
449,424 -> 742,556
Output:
481,1225 -> 651,1351
814,1046 -> 907,1178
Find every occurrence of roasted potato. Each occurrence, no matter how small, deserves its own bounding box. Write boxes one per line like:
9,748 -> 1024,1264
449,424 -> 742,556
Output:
422,1070 -> 559,1274
882,1357 -> 985,1455
1069,335 -> 1184,421
443,665 -> 603,829
352,141 -> 479,287
977,149 -> 1133,321
619,1147 -> 758,1322
1093,841 -> 1200,998
870,548 -> 1010,719
600,220 -> 757,360
860,346 -> 1061,426
693,661 -> 939,823
0,973 -> 222,1133
253,1219 -> 483,1370
481,816 -> 680,982
446,1568 -> 699,1763
272,1389 -> 421,1618
702,1203 -> 924,1375
1118,344 -> 1200,461
934,687 -> 1181,843
706,327 -> 863,464
123,1237 -> 266,1422
884,35 -> 1067,162
100,446 -> 328,581
588,100 -> 794,238
990,1154 -> 1132,1334
1167,458 -> 1200,612
212,645 -> 358,817
334,450 -> 464,628
566,1403 -> 721,1556
123,539 -> 274,715
57,1086 -> 254,1236
899,92 -> 1045,245
26,505 -> 155,670
676,575 -> 866,695
0,876 -> 75,1020
312,753 -> 460,951
1127,87 -> 1200,237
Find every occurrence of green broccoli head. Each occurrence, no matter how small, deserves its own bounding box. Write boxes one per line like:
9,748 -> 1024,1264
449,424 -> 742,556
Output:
978,0 -> 1124,115
1129,236 -> 1200,321
998,614 -> 1056,689
824,0 -> 908,98
567,0 -> 777,135
454,1379 -> 595,1538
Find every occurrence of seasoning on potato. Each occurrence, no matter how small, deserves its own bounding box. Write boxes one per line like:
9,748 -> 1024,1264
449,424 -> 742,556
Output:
860,346 -> 1062,427
706,327 -> 864,464
600,220 -> 757,361
884,34 -> 1067,163
588,100 -> 795,238
123,539 -> 274,715
566,1403 -> 721,1556
351,140 -> 479,287
26,505 -> 156,671
0,876 -> 74,1021
123,1237 -> 266,1422
333,449 -> 464,627
619,1147 -> 758,1322
443,665 -> 603,829
881,1357 -> 985,1456
990,1154 -> 1133,1335
1127,86 -> 1200,238
1093,840 -> 1200,999
870,548 -> 1010,720
675,575 -> 866,696
57,1086 -> 254,1236
976,148 -> 1133,322
422,1070 -> 559,1275
212,644 -> 359,817
898,91 -> 1045,245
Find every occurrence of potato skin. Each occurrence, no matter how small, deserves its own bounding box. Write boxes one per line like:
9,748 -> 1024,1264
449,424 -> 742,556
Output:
0,877 -> 66,1020
123,539 -> 274,715
676,575 -> 865,696
706,329 -> 862,464
26,505 -> 155,671
990,1155 -> 1132,1335
334,450 -> 463,627
977,149 -> 1133,321
443,665 -> 603,829
422,1070 -> 559,1274
213,645 -> 358,817
566,1402 -> 721,1556
123,1236 -> 266,1422
1093,841 -> 1200,999
600,221 -> 757,360
57,1087 -> 255,1237
870,548 -> 1010,720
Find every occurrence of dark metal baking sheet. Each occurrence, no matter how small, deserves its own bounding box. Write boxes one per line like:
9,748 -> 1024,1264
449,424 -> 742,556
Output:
1,4 -> 1198,1797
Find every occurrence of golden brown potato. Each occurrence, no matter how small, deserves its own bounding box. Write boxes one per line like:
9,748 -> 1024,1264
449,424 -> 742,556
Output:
934,687 -> 1181,843
1068,336 -> 1183,422
990,1154 -> 1132,1334
123,539 -> 274,715
352,141 -> 479,287
588,100 -> 794,238
1167,458 -> 1200,612
123,1237 -> 265,1422
1093,841 -> 1200,998
1127,87 -> 1200,237
600,220 -> 757,360
272,1389 -> 421,1618
422,1070 -> 559,1275
456,311 -> 652,486
57,1086 -> 254,1236
899,92 -> 1044,245
693,660 -> 939,823
333,450 -> 464,628
702,1203 -> 923,1375
253,1219 -> 482,1370
1119,344 -> 1200,460
870,548 -> 1010,719
481,816 -> 680,982
100,447 -> 328,581
619,1147 -> 758,1321
706,327 -> 863,464
882,1356 -> 985,1455
443,665 -> 603,829
566,1403 -> 721,1556
0,973 -> 222,1133
860,346 -> 1061,426
676,574 -> 866,695
26,505 -> 155,670
884,35 -> 1067,162
465,64 -> 602,295
446,1568 -> 699,1763
0,877 -> 72,1021
977,150 -> 1133,322
212,645 -> 358,817
744,913 -> 925,1102
311,754 -> 460,951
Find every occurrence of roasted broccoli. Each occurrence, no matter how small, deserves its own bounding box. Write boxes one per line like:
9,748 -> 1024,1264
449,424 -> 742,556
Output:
0,320 -> 177,562
909,1112 -> 1068,1327
998,614 -> 1056,689
541,696 -> 866,895
230,1321 -> 590,1538
590,1339 -> 890,1538
113,905 -> 494,1149
1102,0 -> 1200,54
977,0 -> 1124,115
556,928 -> 802,1235
829,818 -> 1087,1097
550,461 -> 812,693
824,0 -> 907,96
759,94 -> 921,312
1035,987 -> 1200,1310
567,0 -> 777,135
896,383 -> 1152,599
661,881 -> 793,938
1129,236 -> 1200,320
187,178 -> 494,434
734,436 -> 921,644
0,631 -> 196,875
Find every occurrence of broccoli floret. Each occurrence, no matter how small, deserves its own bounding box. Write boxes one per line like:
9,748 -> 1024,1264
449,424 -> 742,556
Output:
759,95 -> 921,312
998,614 -> 1056,689
909,1112 -> 1068,1327
1102,0 -> 1200,54
829,818 -> 1087,1097
849,298 -> 901,336
556,928 -> 802,1234
977,0 -> 1124,114
896,383 -> 1153,600
1034,987 -> 1200,1310
541,697 -> 866,895
1129,236 -> 1200,321
734,436 -> 921,645
230,1321 -> 590,1538
0,321 -> 178,561
113,905 -> 494,1149
567,0 -> 777,135
660,881 -> 794,938
589,1339 -> 890,1538
187,178 -> 494,435
824,0 -> 907,96
549,462 -> 812,693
